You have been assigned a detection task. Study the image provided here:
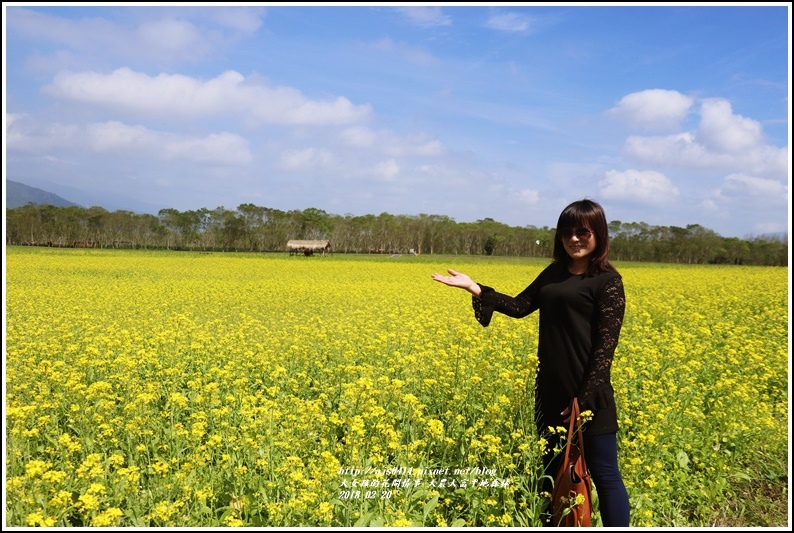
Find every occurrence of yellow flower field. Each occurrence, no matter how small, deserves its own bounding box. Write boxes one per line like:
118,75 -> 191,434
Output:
4,248 -> 788,526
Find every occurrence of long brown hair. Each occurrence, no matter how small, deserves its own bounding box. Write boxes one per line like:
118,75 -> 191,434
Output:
552,199 -> 618,277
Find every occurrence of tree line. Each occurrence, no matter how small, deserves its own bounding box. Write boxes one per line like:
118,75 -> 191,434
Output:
5,202 -> 788,266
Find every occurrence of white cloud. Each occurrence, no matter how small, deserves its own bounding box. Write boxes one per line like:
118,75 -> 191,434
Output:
721,173 -> 787,198
622,98 -> 787,179
395,7 -> 451,28
86,121 -> 154,152
624,132 -> 726,168
8,117 -> 251,165
43,68 -> 372,126
707,173 -> 788,208
517,189 -> 540,204
5,114 -> 80,152
624,133 -> 788,176
282,96 -> 370,126
703,173 -> 789,233
137,19 -> 203,52
695,99 -> 763,153
338,126 -> 377,148
210,7 -> 267,34
9,8 -> 123,51
373,159 -> 400,181
338,127 -> 445,157
8,7 -> 267,63
384,134 -> 444,158
599,169 -> 680,204
486,12 -> 535,33
607,89 -> 694,130
279,147 -> 334,170
86,121 -> 252,165
162,132 -> 252,165
3,113 -> 25,141
699,198 -> 720,213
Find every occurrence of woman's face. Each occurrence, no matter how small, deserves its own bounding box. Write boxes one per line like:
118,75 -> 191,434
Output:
559,226 -> 597,262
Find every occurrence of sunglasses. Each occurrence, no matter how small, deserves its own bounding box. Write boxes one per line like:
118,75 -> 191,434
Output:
558,227 -> 593,240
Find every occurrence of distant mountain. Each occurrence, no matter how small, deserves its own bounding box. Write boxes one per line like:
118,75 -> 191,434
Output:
7,178 -> 165,215
6,180 -> 82,209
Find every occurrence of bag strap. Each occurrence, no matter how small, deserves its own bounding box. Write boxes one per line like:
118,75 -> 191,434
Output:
571,397 -> 586,460
561,397 -> 580,466
562,398 -> 587,464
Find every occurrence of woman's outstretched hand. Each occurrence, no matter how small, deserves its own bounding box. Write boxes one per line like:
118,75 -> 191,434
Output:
431,269 -> 482,297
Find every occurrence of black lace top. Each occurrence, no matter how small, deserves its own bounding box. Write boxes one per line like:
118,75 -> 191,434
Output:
473,262 -> 625,436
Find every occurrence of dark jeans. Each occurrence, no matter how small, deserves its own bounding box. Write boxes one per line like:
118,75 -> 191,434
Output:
543,432 -> 630,527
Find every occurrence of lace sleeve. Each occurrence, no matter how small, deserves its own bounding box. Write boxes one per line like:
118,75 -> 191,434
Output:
472,285 -> 495,327
471,283 -> 538,327
578,275 -> 625,412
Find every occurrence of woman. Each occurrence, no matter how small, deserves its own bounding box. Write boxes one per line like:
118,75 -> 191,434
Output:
431,199 -> 630,527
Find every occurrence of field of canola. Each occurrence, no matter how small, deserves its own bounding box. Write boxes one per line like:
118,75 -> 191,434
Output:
4,247 -> 789,527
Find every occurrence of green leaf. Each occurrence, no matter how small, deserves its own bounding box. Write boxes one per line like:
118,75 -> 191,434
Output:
354,512 -> 374,527
676,450 -> 690,469
423,494 -> 439,520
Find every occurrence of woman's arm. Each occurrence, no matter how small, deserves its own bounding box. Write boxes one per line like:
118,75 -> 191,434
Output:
433,268 -> 540,327
578,275 -> 626,411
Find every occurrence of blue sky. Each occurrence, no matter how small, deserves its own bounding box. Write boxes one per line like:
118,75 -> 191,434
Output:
3,3 -> 790,238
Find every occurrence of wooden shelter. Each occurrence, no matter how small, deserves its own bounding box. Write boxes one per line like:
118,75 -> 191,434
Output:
287,239 -> 331,256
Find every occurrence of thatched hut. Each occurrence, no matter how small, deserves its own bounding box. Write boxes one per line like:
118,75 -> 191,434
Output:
286,239 -> 331,256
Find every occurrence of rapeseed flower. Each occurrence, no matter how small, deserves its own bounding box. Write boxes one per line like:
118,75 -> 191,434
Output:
5,250 -> 786,527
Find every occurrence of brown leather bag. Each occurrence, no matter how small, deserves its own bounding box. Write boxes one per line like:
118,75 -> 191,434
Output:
551,397 -> 593,527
